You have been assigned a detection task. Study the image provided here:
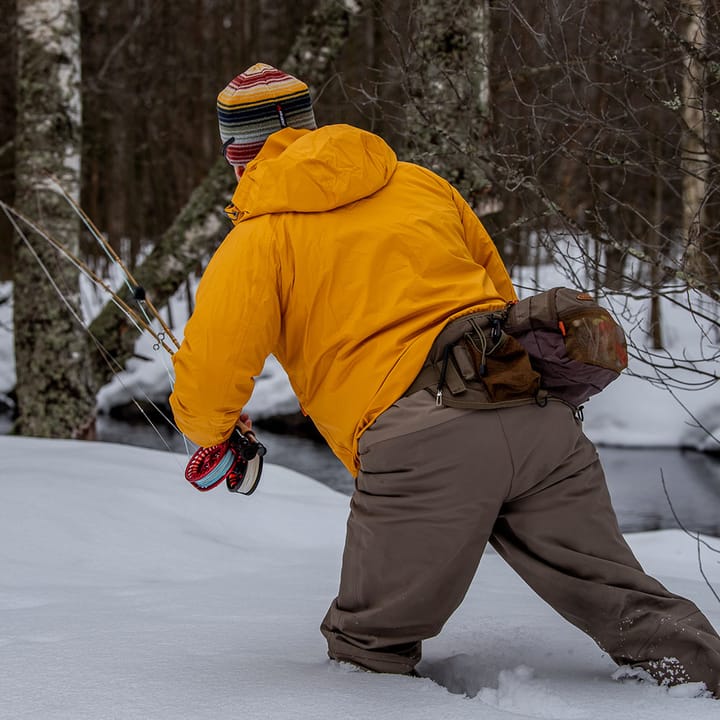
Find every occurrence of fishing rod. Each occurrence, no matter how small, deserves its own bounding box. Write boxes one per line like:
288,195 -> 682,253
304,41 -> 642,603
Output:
47,175 -> 181,352
0,201 -> 177,354
2,195 -> 267,496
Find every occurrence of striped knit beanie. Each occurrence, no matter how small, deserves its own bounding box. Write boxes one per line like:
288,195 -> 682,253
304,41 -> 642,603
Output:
217,62 -> 317,169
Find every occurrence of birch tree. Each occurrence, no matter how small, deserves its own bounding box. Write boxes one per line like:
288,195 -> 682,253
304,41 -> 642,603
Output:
0,5 -> 15,282
13,0 -> 94,438
680,0 -> 712,283
403,0 -> 494,212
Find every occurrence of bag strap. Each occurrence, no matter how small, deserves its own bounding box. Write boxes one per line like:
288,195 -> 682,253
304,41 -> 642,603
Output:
403,352 -> 465,398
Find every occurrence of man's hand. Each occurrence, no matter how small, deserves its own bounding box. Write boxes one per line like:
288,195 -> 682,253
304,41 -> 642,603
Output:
238,412 -> 253,432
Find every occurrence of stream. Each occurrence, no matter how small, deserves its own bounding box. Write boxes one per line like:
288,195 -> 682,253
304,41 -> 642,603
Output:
92,414 -> 720,537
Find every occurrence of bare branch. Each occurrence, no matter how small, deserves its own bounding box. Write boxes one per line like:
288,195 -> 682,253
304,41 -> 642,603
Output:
660,470 -> 720,606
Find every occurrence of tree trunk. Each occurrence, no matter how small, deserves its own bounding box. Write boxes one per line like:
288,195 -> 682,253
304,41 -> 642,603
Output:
88,0 -> 368,390
13,0 -> 94,438
0,3 -> 17,282
404,0 -> 494,212
680,0 -> 711,282
650,156 -> 665,350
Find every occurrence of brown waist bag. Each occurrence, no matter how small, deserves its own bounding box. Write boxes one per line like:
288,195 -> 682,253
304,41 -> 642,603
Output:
502,287 -> 628,407
405,311 -> 543,408
460,315 -> 541,403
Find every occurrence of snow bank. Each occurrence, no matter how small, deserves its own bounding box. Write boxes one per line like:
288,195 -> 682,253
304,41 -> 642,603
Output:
1,436 -> 718,719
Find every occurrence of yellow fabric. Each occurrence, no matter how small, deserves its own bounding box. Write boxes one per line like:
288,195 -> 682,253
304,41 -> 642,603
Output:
170,124 -> 517,475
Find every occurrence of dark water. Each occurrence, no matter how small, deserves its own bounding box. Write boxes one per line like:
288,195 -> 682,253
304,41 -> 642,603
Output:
598,446 -> 720,535
91,415 -> 720,537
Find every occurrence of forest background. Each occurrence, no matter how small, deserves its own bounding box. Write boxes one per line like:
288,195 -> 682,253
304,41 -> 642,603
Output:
0,0 -> 718,440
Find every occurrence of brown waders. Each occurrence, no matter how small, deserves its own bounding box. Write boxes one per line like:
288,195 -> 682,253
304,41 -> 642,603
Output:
320,313 -> 720,696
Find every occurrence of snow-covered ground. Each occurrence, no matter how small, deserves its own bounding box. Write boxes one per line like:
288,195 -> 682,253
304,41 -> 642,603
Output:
1,435 -> 719,719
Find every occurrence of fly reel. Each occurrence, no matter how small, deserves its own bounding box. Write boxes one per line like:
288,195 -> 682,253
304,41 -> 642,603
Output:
185,426 -> 266,495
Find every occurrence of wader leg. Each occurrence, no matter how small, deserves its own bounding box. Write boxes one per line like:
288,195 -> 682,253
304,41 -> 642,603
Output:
321,393 -> 513,674
322,393 -> 720,693
490,408 -> 720,696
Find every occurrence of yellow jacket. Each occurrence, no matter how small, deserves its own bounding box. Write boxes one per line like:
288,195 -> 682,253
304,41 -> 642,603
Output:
170,124 -> 516,474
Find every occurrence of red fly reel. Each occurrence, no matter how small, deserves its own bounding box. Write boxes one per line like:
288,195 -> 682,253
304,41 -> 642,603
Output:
185,427 -> 266,495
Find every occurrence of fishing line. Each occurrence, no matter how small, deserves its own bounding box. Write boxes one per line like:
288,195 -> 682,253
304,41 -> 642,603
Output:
49,179 -> 156,324
4,204 -> 187,469
0,201 -> 176,355
48,175 -> 180,351
5,199 -> 178,405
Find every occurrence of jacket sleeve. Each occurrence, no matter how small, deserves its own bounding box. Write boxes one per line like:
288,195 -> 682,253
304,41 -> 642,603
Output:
451,187 -> 517,303
169,222 -> 281,448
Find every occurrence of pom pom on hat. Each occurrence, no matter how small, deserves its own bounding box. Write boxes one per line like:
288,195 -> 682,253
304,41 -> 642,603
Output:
217,62 -> 317,169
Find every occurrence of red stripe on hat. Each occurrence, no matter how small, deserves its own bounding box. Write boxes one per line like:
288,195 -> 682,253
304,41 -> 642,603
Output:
229,69 -> 296,90
224,140 -> 267,167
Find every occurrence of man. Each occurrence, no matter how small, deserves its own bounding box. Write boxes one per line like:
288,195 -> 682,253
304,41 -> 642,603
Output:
170,62 -> 720,696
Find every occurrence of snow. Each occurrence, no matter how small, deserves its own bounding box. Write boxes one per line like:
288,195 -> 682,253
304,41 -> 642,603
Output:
1,435 -> 718,719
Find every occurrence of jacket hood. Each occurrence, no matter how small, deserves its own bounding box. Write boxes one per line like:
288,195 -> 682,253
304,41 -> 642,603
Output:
226,124 -> 397,222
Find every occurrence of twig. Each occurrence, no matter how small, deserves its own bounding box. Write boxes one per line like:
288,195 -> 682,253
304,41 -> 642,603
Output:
660,469 -> 720,605
659,372 -> 720,447
0,139 -> 14,159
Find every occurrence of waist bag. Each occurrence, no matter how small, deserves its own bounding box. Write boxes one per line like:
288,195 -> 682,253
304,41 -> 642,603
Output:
503,287 -> 628,407
404,310 -> 544,409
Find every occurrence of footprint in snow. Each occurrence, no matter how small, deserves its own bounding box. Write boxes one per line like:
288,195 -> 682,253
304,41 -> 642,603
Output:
420,655 -> 588,719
